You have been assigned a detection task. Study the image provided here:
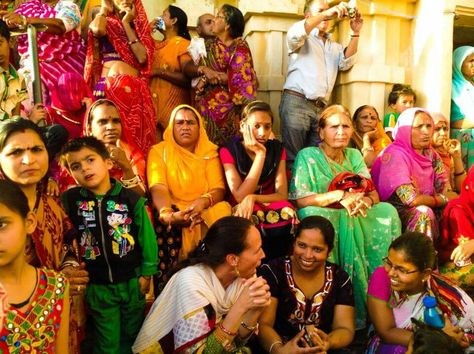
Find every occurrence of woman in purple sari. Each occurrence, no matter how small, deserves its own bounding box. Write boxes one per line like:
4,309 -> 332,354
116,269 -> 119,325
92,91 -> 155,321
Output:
371,108 -> 452,240
184,4 -> 257,146
1,0 -> 85,106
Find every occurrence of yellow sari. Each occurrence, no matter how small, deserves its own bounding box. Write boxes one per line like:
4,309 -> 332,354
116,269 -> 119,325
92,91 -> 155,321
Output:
147,104 -> 231,259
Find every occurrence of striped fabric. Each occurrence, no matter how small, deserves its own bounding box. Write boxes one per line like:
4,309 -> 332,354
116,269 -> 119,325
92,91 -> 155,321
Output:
15,0 -> 86,104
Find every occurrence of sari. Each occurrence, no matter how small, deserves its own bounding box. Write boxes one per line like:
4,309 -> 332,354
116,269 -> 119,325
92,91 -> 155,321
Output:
132,264 -> 246,353
26,185 -> 85,354
438,166 -> 474,288
46,72 -> 93,139
147,105 -> 231,292
352,121 -> 391,158
367,267 -> 474,354
150,36 -> 192,128
84,0 -> 156,154
289,147 -> 401,329
15,0 -> 86,106
371,108 -> 448,240
451,46 -> 474,170
220,139 -> 297,260
196,37 -> 258,146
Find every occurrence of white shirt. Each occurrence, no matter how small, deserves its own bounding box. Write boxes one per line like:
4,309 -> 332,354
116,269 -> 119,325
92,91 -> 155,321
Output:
283,19 -> 355,101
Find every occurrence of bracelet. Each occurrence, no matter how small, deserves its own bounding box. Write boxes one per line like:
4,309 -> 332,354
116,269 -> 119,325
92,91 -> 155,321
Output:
269,341 -> 283,354
121,175 -> 141,188
128,38 -> 140,45
454,170 -> 466,177
438,193 -> 448,206
217,322 -> 238,337
361,146 -> 374,154
60,260 -> 80,270
432,195 -> 440,208
18,15 -> 27,30
201,192 -> 215,207
197,66 -> 205,75
240,321 -> 258,332
351,34 -> 360,37
366,195 -> 375,207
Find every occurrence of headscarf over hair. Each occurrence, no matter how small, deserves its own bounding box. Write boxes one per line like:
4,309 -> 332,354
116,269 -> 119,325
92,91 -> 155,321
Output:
371,108 -> 443,201
51,72 -> 93,112
351,105 -> 391,156
451,46 -> 474,121
84,0 -> 155,87
431,112 -> 452,169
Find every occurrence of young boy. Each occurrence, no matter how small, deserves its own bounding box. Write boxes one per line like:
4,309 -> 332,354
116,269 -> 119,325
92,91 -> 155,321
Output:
60,137 -> 157,354
383,83 -> 416,139
0,19 -> 28,121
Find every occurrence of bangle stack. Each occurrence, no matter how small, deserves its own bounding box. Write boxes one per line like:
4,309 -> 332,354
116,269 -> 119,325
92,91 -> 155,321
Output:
121,175 -> 141,188
366,195 -> 375,207
214,322 -> 237,351
201,192 -> 215,207
159,207 -> 174,231
454,170 -> 466,177
361,146 -> 374,154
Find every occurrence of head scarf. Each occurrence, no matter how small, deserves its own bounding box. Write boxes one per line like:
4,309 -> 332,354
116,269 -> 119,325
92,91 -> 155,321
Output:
431,112 -> 452,170
159,104 -> 219,201
451,46 -> 474,121
371,108 -> 439,201
351,105 -> 391,155
50,72 -> 93,112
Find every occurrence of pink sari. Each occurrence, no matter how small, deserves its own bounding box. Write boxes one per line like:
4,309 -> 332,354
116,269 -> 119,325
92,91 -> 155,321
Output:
15,0 -> 86,105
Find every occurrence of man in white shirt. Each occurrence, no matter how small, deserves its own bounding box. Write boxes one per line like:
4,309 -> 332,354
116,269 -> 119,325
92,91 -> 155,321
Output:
280,0 -> 363,167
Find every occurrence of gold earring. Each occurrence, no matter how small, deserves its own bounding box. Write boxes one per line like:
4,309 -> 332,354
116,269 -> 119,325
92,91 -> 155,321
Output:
234,265 -> 240,278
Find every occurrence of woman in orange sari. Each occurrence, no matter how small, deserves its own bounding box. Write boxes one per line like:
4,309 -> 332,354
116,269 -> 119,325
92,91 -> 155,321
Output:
351,105 -> 391,168
149,5 -> 192,134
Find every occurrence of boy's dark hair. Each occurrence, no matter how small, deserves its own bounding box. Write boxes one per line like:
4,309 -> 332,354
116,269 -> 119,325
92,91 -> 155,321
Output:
221,4 -> 245,39
0,180 -> 29,219
0,20 -> 11,41
388,83 -> 416,105
59,136 -> 110,169
410,318 -> 464,354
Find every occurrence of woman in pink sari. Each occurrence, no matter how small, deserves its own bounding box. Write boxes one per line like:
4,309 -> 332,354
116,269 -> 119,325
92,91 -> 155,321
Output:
1,0 -> 85,106
371,108 -> 451,240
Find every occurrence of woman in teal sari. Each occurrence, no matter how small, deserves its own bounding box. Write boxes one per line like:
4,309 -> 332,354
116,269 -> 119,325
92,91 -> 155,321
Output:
289,104 -> 402,329
451,46 -> 474,170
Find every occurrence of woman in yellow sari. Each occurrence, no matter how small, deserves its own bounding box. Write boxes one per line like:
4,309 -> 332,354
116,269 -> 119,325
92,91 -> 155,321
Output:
147,104 -> 231,293
351,105 -> 391,168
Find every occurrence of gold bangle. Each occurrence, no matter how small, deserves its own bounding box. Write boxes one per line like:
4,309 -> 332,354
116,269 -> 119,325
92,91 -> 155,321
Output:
454,170 -> 466,177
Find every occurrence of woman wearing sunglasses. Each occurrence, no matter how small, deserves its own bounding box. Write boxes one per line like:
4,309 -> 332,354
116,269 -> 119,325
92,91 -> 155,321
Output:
366,232 -> 474,354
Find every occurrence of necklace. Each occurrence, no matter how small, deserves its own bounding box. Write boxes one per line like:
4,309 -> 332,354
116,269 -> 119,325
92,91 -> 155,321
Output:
9,268 -> 38,309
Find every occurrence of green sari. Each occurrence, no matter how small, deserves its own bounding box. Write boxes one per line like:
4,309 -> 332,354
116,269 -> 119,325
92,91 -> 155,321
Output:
289,147 -> 402,328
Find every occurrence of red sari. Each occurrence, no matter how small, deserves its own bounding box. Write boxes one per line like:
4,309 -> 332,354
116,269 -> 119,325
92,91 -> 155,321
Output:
439,166 -> 474,263
84,0 -> 156,154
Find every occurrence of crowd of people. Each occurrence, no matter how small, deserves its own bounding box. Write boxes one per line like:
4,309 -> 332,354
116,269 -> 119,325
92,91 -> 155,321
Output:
0,0 -> 473,353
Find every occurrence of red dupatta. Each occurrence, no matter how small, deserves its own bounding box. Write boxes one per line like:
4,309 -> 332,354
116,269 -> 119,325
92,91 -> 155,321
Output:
84,0 -> 154,87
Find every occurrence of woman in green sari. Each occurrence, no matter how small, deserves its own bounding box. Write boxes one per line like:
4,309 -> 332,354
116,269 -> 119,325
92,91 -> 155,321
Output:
289,104 -> 402,329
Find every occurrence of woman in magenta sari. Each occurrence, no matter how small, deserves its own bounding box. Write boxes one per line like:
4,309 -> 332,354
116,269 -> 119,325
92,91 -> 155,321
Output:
85,0 -> 156,153
371,108 -> 451,240
184,4 -> 257,146
1,0 -> 85,106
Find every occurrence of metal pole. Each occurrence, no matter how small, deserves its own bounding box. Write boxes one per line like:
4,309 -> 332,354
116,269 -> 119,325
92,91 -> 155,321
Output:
27,24 -> 43,104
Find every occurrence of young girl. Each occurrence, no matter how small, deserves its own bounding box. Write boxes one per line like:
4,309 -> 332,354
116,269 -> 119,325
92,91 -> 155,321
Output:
0,180 -> 69,353
219,100 -> 297,260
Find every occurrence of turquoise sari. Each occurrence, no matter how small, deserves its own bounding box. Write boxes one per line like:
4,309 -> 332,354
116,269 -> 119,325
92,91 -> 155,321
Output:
290,147 -> 401,328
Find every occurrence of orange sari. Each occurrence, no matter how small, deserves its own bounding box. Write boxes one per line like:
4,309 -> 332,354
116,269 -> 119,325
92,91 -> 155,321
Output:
150,36 -> 192,129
